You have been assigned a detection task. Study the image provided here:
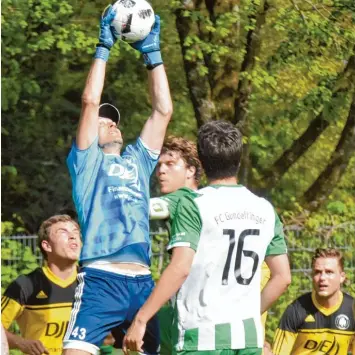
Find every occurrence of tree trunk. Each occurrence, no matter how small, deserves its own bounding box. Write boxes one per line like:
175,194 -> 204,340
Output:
175,0 -> 268,127
258,54 -> 355,190
303,93 -> 355,209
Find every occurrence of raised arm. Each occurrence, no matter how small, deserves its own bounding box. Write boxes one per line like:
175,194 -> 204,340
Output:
131,16 -> 173,150
76,6 -> 117,150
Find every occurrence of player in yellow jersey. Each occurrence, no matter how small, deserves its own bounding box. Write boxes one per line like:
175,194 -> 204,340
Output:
273,248 -> 355,355
1,214 -> 81,355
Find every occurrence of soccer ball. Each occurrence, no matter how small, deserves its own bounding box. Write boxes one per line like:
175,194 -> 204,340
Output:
111,0 -> 155,43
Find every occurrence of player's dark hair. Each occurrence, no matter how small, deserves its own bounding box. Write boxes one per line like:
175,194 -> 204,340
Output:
197,121 -> 243,180
38,215 -> 80,260
162,136 -> 203,184
312,248 -> 344,271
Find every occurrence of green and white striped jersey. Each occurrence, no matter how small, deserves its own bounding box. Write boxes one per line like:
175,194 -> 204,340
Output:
168,184 -> 287,351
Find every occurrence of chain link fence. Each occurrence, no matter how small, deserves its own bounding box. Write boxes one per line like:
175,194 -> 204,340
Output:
2,223 -> 354,276
1,222 -> 354,345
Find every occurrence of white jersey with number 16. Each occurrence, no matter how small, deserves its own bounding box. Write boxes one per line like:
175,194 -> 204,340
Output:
168,184 -> 287,352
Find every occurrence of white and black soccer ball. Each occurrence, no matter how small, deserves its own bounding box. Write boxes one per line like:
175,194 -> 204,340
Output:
111,0 -> 155,43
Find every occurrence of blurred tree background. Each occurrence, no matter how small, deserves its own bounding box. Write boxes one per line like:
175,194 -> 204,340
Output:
2,0 -> 354,343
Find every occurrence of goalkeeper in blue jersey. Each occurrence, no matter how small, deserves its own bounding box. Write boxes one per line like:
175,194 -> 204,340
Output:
62,5 -> 172,355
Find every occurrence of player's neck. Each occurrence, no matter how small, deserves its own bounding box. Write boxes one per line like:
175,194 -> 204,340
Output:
186,182 -> 198,191
314,290 -> 341,309
46,260 -> 77,280
100,142 -> 122,155
208,176 -> 238,186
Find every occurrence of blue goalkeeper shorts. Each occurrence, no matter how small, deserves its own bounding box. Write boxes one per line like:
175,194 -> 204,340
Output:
63,267 -> 159,355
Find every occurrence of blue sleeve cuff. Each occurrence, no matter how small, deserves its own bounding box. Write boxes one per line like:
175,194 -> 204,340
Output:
94,46 -> 110,62
143,51 -> 163,70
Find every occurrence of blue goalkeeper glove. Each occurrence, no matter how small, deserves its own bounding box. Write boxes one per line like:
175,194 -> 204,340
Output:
130,15 -> 163,70
94,5 -> 117,62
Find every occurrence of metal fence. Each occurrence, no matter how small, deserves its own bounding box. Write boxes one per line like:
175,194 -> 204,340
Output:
2,223 -> 355,277
1,223 -> 354,342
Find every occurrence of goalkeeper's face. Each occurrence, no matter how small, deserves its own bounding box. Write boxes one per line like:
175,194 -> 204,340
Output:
156,151 -> 195,194
98,117 -> 123,147
312,257 -> 345,300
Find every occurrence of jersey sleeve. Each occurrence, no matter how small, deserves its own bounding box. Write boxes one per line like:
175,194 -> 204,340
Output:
126,138 -> 159,176
266,210 -> 287,256
66,137 -> 101,176
272,302 -> 301,355
1,277 -> 29,329
167,195 -> 202,251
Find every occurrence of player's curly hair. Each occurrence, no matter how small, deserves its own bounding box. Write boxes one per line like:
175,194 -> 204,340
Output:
38,214 -> 80,260
311,248 -> 344,271
162,136 -> 203,185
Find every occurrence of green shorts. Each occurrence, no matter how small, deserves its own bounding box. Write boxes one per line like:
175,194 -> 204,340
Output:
100,345 -> 114,354
175,348 -> 262,355
158,304 -> 174,355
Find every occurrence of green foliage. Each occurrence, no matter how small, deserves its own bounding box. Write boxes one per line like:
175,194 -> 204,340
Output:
1,237 -> 40,294
1,0 -> 196,232
1,0 -> 355,346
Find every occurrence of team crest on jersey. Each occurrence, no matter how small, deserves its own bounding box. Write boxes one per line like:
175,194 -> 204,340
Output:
335,314 -> 350,330
107,158 -> 140,189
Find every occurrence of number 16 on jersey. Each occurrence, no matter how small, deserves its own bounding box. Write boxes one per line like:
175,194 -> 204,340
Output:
222,229 -> 260,286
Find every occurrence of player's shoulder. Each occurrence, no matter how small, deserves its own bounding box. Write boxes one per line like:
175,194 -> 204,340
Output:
341,292 -> 355,307
286,292 -> 313,314
4,267 -> 43,298
16,267 -> 43,285
342,291 -> 354,301
279,292 -> 312,329
124,137 -> 159,160
244,186 -> 275,210
163,187 -> 196,200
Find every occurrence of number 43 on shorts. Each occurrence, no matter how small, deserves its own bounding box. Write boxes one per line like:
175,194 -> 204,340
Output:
71,326 -> 86,340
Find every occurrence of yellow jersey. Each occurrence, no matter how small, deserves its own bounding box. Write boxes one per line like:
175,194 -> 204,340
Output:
1,266 -> 77,355
273,291 -> 355,355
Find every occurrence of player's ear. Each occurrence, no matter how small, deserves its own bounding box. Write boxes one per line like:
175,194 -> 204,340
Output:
340,271 -> 346,284
41,240 -> 52,254
187,165 -> 196,180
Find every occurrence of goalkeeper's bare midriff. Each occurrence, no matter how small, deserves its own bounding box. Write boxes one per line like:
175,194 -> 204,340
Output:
110,262 -> 149,271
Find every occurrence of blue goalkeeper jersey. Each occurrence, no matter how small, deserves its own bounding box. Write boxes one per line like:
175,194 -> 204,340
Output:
67,137 -> 159,266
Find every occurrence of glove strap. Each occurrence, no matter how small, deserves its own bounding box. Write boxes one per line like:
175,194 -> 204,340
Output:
143,51 -> 163,70
94,44 -> 110,62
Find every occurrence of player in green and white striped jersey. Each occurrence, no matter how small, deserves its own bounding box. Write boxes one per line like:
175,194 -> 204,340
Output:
150,136 -> 202,221
123,121 -> 291,355
150,136 -> 202,355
